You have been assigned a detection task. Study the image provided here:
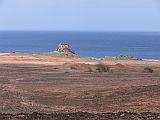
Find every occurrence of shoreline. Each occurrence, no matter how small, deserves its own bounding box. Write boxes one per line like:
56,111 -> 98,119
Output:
1,52 -> 160,61
0,52 -> 11,55
143,59 -> 160,61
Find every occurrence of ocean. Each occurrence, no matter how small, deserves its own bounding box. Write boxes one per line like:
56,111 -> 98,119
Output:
0,31 -> 160,59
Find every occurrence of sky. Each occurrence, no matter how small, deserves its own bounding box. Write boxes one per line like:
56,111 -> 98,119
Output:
0,0 -> 160,32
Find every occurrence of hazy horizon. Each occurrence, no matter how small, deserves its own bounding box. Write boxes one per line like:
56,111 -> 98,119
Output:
1,30 -> 160,33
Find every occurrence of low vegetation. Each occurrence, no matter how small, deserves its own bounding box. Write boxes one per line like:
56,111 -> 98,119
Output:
66,63 -> 110,72
105,55 -> 142,60
95,63 -> 110,72
115,55 -> 142,60
144,67 -> 153,73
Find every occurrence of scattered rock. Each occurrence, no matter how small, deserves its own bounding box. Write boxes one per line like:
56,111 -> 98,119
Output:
0,112 -> 160,120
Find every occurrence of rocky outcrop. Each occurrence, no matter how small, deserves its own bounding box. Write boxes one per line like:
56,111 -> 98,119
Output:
57,43 -> 76,55
48,43 -> 77,56
105,55 -> 142,60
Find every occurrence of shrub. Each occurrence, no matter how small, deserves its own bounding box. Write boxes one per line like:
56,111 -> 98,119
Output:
95,64 -> 110,72
85,68 -> 93,72
115,63 -> 125,68
69,63 -> 93,72
70,66 -> 77,70
144,67 -> 153,73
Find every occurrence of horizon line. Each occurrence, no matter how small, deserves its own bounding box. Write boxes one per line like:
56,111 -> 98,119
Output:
0,30 -> 160,33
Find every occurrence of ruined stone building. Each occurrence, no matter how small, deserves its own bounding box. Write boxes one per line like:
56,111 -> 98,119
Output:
58,43 -> 70,52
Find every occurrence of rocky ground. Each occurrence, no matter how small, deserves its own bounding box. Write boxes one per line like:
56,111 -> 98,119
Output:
1,112 -> 160,120
0,53 -> 160,119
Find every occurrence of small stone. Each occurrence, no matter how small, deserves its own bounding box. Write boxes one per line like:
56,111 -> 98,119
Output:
120,113 -> 125,117
18,115 -> 25,117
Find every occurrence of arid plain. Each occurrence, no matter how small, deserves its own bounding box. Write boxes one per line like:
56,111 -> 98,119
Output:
0,53 -> 160,119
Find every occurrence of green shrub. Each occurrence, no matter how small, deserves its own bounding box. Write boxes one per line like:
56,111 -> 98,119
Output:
144,67 -> 153,73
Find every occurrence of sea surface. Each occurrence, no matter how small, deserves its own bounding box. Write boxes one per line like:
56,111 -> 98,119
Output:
0,31 -> 160,59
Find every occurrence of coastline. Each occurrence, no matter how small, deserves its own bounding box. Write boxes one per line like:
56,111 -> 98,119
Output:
0,52 -> 11,55
1,52 -> 160,65
143,59 -> 160,61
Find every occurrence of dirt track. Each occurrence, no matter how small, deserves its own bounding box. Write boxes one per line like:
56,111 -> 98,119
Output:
0,54 -> 160,119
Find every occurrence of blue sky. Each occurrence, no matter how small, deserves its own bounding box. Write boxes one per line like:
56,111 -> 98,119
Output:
0,0 -> 160,31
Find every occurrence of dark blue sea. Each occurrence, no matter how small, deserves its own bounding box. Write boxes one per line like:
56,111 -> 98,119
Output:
0,31 -> 160,59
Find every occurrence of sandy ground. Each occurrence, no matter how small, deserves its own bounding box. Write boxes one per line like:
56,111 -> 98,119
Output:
0,53 -> 160,116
